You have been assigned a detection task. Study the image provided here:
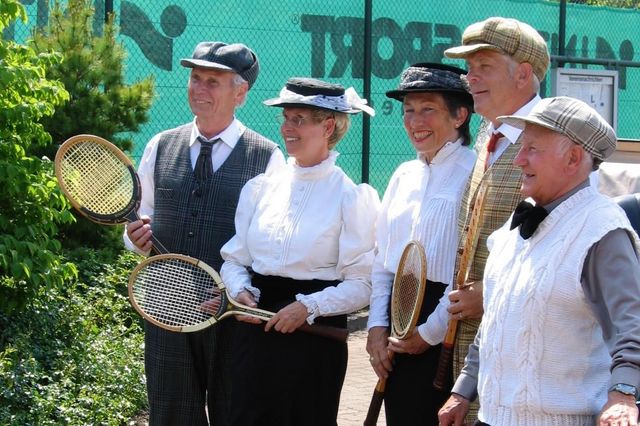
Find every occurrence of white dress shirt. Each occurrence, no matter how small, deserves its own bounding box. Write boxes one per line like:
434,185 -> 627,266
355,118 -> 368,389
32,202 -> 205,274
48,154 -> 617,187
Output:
484,94 -> 541,167
368,139 -> 476,345
220,151 -> 380,323
123,117 -> 286,253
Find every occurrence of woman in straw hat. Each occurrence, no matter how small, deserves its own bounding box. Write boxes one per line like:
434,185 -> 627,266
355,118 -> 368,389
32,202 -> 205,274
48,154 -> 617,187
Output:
366,63 -> 476,425
220,77 -> 379,426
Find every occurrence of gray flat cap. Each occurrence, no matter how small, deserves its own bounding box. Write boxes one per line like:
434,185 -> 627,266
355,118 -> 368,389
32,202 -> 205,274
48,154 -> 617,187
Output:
180,41 -> 260,89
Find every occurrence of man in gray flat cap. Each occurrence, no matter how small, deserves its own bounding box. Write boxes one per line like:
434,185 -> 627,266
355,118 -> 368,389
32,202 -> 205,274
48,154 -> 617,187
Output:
124,41 -> 285,425
439,96 -> 640,426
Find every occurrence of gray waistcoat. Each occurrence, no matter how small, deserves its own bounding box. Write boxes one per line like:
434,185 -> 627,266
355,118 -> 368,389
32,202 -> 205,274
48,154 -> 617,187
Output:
153,122 -> 277,270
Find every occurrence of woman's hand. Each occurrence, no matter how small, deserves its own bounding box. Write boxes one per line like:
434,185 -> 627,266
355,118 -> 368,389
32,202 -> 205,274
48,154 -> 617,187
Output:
366,326 -> 392,379
234,290 -> 263,324
388,329 -> 430,355
265,301 -> 309,333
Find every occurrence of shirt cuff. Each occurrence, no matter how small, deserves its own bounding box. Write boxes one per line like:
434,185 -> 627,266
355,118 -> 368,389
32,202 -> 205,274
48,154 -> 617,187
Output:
296,294 -> 319,324
610,365 -> 640,390
230,285 -> 261,301
417,323 -> 439,346
367,320 -> 389,330
451,371 -> 478,401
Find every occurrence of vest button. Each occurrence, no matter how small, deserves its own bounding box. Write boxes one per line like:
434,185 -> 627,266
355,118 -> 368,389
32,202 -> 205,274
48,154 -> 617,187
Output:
188,231 -> 194,238
191,210 -> 198,217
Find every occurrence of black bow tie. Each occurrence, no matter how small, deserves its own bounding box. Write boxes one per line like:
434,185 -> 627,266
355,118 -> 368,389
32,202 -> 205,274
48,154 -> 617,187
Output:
510,200 -> 548,239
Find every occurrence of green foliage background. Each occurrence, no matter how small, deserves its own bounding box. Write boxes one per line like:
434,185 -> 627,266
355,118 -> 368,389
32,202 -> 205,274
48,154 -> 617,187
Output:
29,0 -> 155,158
0,250 -> 147,425
1,0 -> 151,423
0,0 -> 76,315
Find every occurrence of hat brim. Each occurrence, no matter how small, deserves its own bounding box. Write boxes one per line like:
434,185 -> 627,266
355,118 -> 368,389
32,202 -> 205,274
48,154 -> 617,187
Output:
263,98 -> 362,114
385,87 -> 473,104
444,43 -> 505,58
180,58 -> 235,71
498,114 -> 562,134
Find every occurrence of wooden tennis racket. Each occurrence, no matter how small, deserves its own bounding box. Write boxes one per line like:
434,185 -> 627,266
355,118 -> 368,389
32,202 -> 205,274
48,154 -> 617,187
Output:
129,253 -> 349,341
54,134 -> 168,253
363,241 -> 427,426
433,182 -> 488,390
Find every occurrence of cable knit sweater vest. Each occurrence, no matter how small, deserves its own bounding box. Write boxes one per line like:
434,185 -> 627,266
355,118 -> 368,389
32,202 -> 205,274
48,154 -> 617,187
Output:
478,186 -> 637,426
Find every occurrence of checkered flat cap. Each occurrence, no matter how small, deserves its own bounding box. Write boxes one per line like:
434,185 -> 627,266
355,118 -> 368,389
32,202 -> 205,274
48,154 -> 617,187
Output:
445,17 -> 550,81
498,96 -> 617,162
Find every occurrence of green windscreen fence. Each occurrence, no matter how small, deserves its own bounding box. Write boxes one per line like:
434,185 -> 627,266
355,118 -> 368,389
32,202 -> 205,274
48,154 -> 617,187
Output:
7,0 -> 640,194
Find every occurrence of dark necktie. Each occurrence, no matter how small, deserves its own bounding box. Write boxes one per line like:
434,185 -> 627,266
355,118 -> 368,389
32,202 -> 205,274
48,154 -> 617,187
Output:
194,137 -> 217,182
510,200 -> 549,239
484,131 -> 503,171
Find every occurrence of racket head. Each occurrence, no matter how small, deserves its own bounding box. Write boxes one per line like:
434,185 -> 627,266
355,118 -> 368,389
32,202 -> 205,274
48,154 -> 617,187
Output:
128,254 -> 226,332
55,134 -> 140,225
390,241 -> 427,339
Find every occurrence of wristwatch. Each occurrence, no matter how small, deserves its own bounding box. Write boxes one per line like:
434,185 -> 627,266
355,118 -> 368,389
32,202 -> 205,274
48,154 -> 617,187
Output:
609,383 -> 639,399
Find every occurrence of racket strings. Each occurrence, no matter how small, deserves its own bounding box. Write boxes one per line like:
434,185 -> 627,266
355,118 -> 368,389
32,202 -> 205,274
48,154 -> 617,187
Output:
131,258 -> 219,327
391,248 -> 424,339
60,141 -> 134,215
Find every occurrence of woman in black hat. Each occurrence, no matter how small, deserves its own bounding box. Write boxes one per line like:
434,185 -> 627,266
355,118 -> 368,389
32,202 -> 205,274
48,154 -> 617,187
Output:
366,63 -> 476,425
220,78 -> 378,426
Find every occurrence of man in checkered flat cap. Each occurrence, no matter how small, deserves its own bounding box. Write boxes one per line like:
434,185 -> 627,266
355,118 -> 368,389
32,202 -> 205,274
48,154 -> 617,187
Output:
439,97 -> 640,425
438,17 -> 550,423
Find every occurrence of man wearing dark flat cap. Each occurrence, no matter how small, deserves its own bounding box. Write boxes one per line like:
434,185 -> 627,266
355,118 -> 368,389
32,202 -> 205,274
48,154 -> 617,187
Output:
439,97 -> 640,426
438,16 -> 550,423
124,41 -> 285,425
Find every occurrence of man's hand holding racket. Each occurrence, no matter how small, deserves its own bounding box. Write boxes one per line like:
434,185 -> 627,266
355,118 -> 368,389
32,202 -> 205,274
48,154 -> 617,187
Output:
126,216 -> 154,253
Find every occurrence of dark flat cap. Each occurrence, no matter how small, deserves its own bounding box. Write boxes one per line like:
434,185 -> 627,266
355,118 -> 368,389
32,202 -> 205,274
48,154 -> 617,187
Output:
180,41 -> 260,89
386,62 -> 472,105
264,77 -> 375,116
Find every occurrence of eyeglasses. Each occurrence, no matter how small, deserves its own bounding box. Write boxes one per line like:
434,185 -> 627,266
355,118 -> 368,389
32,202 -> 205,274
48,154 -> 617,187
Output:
275,114 -> 309,128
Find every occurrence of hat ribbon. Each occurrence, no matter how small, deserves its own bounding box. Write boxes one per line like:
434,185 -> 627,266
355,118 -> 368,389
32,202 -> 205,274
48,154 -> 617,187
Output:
277,86 -> 375,116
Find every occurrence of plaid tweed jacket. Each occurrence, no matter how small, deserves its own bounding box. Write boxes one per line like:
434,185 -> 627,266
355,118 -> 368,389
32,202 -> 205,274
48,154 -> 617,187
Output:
453,124 -> 525,421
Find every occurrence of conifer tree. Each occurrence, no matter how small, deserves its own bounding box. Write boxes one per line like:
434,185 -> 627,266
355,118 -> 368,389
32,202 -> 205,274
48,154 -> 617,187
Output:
29,0 -> 155,248
29,0 -> 154,159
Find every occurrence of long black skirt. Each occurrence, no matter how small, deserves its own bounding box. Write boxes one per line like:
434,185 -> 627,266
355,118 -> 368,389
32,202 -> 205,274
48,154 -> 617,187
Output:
229,273 -> 348,426
384,280 -> 452,426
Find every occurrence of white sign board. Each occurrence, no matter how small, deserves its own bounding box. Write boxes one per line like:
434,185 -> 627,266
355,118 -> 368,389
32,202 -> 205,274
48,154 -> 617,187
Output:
552,68 -> 618,131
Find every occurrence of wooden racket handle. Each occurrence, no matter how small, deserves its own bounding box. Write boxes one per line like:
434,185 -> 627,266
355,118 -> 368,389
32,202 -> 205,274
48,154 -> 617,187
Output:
433,320 -> 458,390
432,183 -> 488,390
363,351 -> 395,426
363,383 -> 386,426
298,323 -> 349,342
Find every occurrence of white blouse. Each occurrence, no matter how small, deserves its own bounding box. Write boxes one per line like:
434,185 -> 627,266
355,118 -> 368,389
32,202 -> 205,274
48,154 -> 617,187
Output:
220,151 -> 380,323
367,140 -> 476,345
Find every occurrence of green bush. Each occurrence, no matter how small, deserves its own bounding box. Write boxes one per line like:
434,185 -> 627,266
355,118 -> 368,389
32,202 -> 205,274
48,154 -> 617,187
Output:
0,250 -> 147,425
29,0 -> 155,251
0,0 -> 77,315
